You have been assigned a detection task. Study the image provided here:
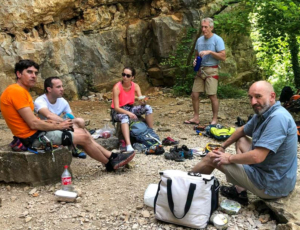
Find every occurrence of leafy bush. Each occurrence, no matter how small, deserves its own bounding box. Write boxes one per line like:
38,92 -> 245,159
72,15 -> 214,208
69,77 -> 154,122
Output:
160,27 -> 197,96
217,84 -> 247,99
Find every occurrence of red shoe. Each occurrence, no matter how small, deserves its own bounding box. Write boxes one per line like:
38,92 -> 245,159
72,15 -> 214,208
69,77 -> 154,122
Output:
162,137 -> 179,146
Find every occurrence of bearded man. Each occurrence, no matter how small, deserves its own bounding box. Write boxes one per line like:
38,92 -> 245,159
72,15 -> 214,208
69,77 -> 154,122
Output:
192,81 -> 297,205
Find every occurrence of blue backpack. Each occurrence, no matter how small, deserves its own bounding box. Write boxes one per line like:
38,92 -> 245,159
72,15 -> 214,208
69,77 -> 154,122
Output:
129,121 -> 161,148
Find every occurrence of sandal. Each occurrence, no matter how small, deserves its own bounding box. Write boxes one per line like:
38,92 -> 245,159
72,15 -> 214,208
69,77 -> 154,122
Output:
220,185 -> 249,206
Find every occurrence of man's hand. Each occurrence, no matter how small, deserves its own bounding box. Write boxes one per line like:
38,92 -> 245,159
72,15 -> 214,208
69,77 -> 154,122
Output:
193,58 -> 197,67
210,150 -> 232,166
199,50 -> 211,58
59,119 -> 73,130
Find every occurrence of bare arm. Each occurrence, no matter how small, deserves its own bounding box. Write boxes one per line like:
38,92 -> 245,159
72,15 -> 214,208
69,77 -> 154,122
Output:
219,126 -> 246,151
135,83 -> 142,97
38,107 -> 64,122
18,107 -> 73,131
199,50 -> 226,61
211,147 -> 269,166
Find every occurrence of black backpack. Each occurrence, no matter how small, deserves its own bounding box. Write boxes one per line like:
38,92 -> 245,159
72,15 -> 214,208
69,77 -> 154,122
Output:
129,121 -> 161,148
279,86 -> 294,103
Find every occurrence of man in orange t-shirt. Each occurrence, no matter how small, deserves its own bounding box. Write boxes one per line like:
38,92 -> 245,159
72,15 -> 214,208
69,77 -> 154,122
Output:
0,59 -> 135,171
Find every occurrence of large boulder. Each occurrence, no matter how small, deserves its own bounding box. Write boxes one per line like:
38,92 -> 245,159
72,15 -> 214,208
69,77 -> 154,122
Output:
0,145 -> 72,186
0,0 -> 260,97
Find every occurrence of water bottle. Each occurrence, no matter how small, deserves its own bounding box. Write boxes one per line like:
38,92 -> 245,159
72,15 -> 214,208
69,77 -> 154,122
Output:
61,165 -> 73,191
194,56 -> 202,72
63,113 -> 74,120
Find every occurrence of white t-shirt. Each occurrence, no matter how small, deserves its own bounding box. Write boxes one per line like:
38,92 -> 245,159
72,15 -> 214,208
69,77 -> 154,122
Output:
34,94 -> 72,120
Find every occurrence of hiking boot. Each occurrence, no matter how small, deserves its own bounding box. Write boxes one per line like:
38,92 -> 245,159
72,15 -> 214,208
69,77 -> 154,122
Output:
162,137 -> 179,146
145,145 -> 165,155
133,143 -> 147,153
72,147 -> 87,159
164,146 -> 185,162
110,151 -> 136,170
119,140 -> 127,153
181,145 -> 193,159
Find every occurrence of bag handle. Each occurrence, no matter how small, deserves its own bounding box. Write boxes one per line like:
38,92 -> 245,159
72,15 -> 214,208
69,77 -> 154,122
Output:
167,179 -> 196,219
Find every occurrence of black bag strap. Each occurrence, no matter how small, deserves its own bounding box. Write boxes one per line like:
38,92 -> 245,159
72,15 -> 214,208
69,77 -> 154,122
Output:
154,180 -> 162,214
167,179 -> 196,219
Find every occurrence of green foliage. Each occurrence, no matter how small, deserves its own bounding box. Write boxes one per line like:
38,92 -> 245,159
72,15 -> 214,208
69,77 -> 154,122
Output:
247,0 -> 300,88
214,2 -> 251,46
160,27 -> 197,96
217,83 -> 247,99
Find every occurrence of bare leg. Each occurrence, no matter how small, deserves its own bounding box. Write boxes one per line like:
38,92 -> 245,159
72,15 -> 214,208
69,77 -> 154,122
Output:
192,152 -> 217,174
145,113 -> 153,128
236,136 -> 252,154
121,123 -> 131,146
208,94 -> 219,125
73,128 -> 110,164
185,92 -> 200,123
73,118 -> 85,129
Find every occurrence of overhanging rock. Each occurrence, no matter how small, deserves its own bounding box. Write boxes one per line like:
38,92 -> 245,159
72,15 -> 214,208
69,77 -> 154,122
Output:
0,145 -> 72,186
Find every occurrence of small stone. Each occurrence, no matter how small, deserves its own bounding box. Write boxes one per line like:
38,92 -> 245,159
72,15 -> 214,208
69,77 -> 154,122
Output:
25,217 -> 32,223
141,210 -> 150,218
6,185 -> 11,191
32,192 -> 39,197
11,196 -> 17,202
76,197 -> 82,203
136,204 -> 144,210
19,211 -> 29,218
177,101 -> 184,105
132,224 -> 139,229
29,188 -> 37,195
48,186 -> 55,192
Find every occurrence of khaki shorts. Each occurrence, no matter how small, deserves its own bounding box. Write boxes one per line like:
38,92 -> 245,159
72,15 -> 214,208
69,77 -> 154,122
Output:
221,163 -> 277,199
192,66 -> 218,95
32,130 -> 74,148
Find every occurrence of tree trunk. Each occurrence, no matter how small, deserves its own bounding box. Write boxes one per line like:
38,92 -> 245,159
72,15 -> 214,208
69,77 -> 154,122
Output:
288,33 -> 300,88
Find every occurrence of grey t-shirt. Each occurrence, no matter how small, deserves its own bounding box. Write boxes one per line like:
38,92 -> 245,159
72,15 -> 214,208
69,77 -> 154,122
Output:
194,34 -> 225,66
243,101 -> 297,197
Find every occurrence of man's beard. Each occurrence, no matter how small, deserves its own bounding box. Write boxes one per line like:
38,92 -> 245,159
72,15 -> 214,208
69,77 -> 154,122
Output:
253,101 -> 271,115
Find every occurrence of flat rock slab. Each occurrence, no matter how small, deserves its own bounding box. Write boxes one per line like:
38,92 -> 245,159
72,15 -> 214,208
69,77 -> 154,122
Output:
0,145 -> 72,186
258,176 -> 300,228
95,136 -> 119,150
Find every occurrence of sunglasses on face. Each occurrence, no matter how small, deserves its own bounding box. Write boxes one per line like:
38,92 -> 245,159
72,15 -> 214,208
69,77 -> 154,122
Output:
122,73 -> 132,78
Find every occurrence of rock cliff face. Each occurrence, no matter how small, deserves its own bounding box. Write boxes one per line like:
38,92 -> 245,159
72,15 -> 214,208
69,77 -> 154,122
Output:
0,0 -> 258,99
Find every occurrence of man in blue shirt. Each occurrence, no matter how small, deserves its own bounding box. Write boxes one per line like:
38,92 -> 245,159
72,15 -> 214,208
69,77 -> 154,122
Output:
184,18 -> 226,125
192,81 -> 297,205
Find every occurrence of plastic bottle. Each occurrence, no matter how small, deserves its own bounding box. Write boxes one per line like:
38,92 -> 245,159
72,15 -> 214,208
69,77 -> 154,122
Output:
194,56 -> 202,72
61,165 -> 73,191
63,113 -> 74,120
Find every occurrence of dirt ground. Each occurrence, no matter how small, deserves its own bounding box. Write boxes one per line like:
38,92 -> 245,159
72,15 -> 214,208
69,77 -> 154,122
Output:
0,91 -> 293,229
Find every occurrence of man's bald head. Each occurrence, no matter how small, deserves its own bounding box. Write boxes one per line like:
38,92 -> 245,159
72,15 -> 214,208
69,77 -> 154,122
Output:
248,81 -> 276,115
249,81 -> 274,94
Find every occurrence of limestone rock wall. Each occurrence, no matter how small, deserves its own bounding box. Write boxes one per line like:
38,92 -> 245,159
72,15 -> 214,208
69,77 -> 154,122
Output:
0,0 -> 258,99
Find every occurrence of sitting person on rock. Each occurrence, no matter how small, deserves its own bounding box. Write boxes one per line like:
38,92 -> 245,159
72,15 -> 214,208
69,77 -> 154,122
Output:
111,67 -> 153,152
34,77 -> 87,159
0,59 -> 135,171
192,81 -> 297,205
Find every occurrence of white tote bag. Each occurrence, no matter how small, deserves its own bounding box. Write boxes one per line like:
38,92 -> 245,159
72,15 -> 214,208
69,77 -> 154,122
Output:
154,170 -> 219,229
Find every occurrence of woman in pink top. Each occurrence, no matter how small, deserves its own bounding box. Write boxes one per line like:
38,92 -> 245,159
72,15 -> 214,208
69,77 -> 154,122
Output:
111,67 -> 153,152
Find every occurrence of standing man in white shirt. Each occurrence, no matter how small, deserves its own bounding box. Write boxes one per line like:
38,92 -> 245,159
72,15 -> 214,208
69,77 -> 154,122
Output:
34,77 -> 86,158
